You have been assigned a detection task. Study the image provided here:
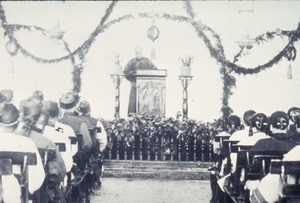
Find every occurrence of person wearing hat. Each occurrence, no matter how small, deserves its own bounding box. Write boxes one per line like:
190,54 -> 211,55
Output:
250,111 -> 299,203
32,90 -> 44,103
17,97 -> 67,202
287,107 -> 300,141
234,113 -> 271,197
59,93 -> 92,157
0,103 -> 45,201
77,100 -> 107,153
229,110 -> 256,174
209,115 -> 241,203
77,100 -> 108,190
42,101 -> 74,174
0,89 -> 13,103
230,110 -> 256,142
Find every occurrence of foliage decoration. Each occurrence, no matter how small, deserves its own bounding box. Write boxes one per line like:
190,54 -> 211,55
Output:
0,0 -> 300,121
180,56 -> 193,67
0,1 -> 117,64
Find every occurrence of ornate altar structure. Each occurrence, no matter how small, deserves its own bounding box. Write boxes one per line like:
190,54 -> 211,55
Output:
135,69 -> 167,117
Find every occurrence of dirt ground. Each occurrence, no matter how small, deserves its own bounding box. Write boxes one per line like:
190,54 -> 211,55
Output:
91,178 -> 212,203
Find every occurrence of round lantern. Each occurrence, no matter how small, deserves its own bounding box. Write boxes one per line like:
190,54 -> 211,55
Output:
285,44 -> 297,61
6,40 -> 18,56
147,25 -> 160,42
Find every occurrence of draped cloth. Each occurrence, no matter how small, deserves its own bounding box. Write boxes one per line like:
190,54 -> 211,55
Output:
123,57 -> 157,115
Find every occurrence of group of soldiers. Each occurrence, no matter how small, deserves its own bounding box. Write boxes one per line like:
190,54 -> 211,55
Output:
0,89 -> 107,203
209,108 -> 300,203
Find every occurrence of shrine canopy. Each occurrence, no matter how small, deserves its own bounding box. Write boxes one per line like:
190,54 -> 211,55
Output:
0,1 -> 299,122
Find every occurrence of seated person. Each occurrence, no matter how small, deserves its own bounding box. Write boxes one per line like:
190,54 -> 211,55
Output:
250,111 -> 299,203
287,107 -> 300,141
59,93 -> 92,157
17,97 -> 67,202
0,103 -> 45,201
42,101 -> 73,174
210,115 -> 241,203
0,89 -> 13,104
77,100 -> 108,189
235,113 -> 271,197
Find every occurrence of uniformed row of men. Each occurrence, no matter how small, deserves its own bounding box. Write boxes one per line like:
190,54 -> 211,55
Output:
0,89 -> 107,203
210,107 -> 300,203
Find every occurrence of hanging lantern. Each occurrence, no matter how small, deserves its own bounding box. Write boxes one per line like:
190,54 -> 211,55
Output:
147,21 -> 160,61
285,44 -> 297,80
147,24 -> 160,42
285,44 -> 297,61
5,40 -> 18,56
287,64 -> 293,80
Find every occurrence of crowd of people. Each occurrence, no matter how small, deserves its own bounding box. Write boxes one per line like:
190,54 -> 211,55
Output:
0,89 -> 107,203
209,108 -> 300,203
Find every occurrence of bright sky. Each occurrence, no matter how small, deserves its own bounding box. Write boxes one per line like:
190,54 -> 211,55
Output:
0,1 -> 299,121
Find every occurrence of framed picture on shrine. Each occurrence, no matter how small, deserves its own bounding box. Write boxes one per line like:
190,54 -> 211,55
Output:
135,69 -> 167,117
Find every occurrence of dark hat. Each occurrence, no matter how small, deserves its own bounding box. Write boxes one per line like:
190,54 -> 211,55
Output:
227,115 -> 241,128
43,101 -> 59,117
287,107 -> 300,122
59,93 -> 76,109
68,91 -> 79,104
77,100 -> 91,115
0,89 -> 13,103
243,110 -> 256,126
251,113 -> 269,131
0,103 -> 19,126
295,117 -> 300,128
270,111 -> 289,130
0,94 -> 6,103
32,90 -> 44,102
21,97 -> 42,117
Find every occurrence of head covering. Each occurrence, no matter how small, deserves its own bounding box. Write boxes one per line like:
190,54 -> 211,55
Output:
59,93 -> 76,109
0,89 -> 13,103
21,97 -> 42,117
77,100 -> 91,115
287,107 -> 300,122
0,103 -> 19,127
227,115 -> 241,128
32,90 -> 44,102
68,91 -> 79,105
251,113 -> 269,132
43,101 -> 59,117
243,110 -> 256,126
270,111 -> 289,130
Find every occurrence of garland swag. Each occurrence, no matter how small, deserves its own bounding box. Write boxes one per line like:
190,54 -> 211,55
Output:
1,1 -> 300,120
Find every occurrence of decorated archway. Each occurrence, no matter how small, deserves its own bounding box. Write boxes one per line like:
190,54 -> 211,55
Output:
0,1 -> 299,121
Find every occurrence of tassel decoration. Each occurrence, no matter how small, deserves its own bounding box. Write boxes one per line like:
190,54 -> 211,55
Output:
287,64 -> 293,80
151,46 -> 156,61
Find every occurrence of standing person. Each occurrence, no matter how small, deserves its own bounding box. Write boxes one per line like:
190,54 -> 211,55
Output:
123,46 -> 158,115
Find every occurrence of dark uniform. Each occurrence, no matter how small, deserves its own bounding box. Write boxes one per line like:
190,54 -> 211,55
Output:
59,93 -> 92,156
250,111 -> 299,202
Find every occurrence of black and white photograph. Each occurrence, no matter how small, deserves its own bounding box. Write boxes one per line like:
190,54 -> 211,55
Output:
0,0 -> 300,202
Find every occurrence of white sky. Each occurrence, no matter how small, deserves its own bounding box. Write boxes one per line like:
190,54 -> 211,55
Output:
0,1 -> 300,121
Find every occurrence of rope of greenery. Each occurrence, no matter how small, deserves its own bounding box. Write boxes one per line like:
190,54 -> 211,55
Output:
1,1 -> 299,120
0,1 -> 117,63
